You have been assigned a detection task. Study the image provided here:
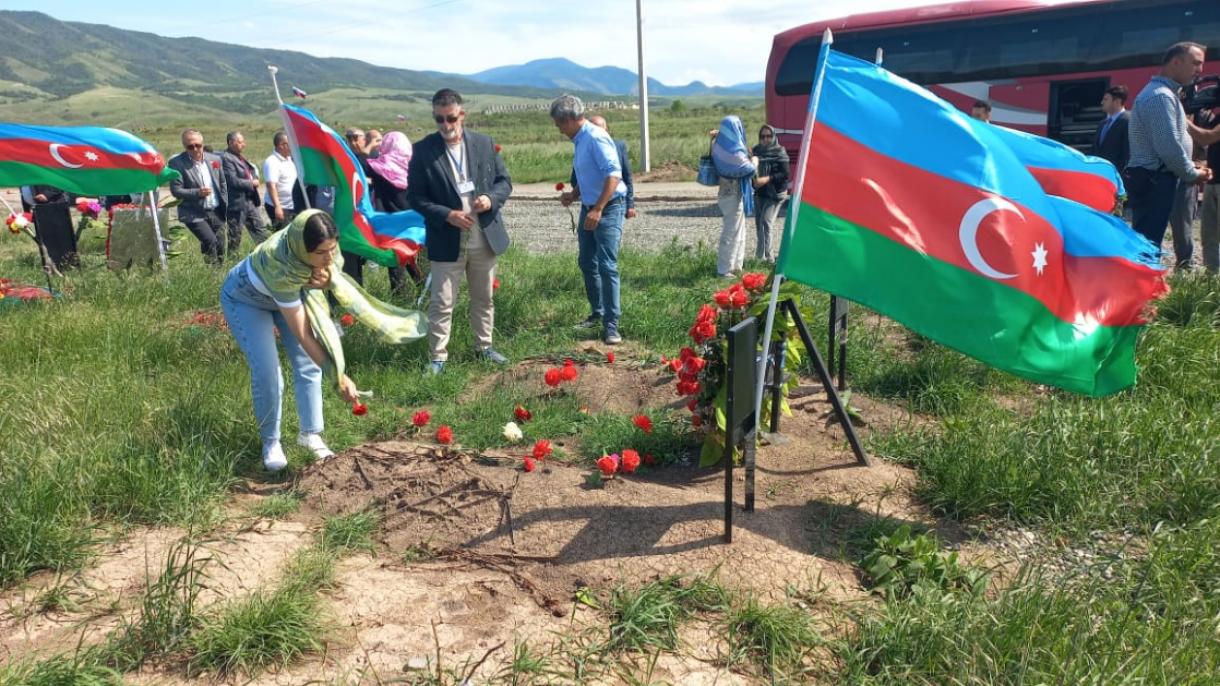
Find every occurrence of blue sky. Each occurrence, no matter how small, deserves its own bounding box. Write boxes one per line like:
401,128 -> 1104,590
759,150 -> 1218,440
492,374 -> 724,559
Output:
3,0 -> 947,86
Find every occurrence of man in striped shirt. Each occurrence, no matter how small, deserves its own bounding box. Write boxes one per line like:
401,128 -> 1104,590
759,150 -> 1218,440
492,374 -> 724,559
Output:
1126,42 -> 1212,255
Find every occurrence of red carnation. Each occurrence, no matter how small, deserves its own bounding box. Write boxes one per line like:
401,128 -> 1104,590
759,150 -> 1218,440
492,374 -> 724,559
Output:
667,359 -> 682,373
436,425 -> 454,444
493,277 -> 501,291
495,144 -> 503,153
632,415 -> 653,434
621,449 -> 641,474
678,369 -> 699,383
211,160 -> 220,169
713,290 -> 732,308
412,409 -> 431,427
523,456 -> 537,472
689,320 -> 716,344
596,454 -> 619,476
514,405 -> 532,422
560,365 -> 579,382
532,439 -> 552,460
679,346 -> 696,361
676,380 -> 701,396
659,355 -> 667,364
691,414 -> 703,428
684,357 -> 706,373
340,313 -> 355,327
564,358 -> 575,367
643,453 -> 657,466
544,368 -> 562,387
730,288 -> 749,309
352,402 -> 369,416
606,351 -> 615,364
555,182 -> 565,192
687,397 -> 699,412
742,272 -> 767,291
696,304 -> 718,323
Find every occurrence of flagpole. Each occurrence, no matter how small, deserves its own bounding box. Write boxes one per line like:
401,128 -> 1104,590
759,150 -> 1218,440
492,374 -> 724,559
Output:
146,191 -> 169,273
753,28 -> 835,427
268,65 -> 312,212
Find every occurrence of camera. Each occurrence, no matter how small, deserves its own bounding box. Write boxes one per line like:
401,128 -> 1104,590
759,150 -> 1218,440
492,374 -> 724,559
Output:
1184,75 -> 1220,125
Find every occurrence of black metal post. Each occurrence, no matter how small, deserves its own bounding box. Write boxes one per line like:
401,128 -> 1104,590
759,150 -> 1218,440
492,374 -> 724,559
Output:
783,299 -> 870,466
768,340 -> 786,433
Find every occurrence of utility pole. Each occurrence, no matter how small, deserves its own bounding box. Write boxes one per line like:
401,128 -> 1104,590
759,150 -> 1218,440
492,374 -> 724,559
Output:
635,0 -> 651,172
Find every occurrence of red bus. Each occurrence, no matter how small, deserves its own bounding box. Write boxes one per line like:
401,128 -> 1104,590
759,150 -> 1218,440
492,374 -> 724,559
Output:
765,0 -> 1220,161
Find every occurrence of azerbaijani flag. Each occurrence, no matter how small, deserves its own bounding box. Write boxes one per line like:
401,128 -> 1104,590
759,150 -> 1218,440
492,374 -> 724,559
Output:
778,48 -> 1166,396
987,123 -> 1124,214
0,122 -> 178,195
280,104 -> 424,267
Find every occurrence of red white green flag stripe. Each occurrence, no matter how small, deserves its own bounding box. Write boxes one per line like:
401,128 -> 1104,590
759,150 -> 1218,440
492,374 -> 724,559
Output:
776,48 -> 1166,397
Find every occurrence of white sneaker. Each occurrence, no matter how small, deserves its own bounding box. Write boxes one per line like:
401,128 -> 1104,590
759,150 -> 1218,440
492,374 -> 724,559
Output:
262,441 -> 288,472
296,433 -> 335,461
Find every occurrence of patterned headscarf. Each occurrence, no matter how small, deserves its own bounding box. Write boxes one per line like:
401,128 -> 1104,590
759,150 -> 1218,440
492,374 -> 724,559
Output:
244,210 -> 427,389
367,131 -> 413,190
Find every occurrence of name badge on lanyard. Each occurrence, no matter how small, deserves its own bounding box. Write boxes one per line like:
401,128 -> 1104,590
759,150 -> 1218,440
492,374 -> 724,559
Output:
449,142 -> 476,195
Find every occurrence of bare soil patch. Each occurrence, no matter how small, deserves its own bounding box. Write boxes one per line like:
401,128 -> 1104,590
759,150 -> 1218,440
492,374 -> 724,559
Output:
636,160 -> 696,183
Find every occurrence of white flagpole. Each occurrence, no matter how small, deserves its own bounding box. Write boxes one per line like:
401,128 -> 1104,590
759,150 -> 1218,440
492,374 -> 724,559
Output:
753,28 -> 835,428
147,191 -> 169,272
268,65 -> 312,211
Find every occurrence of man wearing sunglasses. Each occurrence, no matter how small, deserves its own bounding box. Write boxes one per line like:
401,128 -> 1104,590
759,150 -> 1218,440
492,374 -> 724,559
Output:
168,128 -> 229,264
407,88 -> 513,375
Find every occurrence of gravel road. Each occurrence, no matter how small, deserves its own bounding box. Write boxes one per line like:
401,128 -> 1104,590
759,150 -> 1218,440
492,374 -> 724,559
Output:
500,191 -> 789,257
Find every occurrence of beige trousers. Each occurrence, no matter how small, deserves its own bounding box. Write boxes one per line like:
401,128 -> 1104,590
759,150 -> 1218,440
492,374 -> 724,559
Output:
717,178 -> 746,275
427,235 -> 497,361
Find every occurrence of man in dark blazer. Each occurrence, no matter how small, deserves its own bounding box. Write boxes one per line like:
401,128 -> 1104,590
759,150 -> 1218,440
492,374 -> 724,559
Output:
220,130 -> 268,255
168,128 -> 228,264
407,88 -> 512,374
1095,85 -> 1130,170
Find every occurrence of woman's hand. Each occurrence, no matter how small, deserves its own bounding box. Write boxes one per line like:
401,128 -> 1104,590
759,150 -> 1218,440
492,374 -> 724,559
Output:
338,375 -> 360,404
306,267 -> 331,290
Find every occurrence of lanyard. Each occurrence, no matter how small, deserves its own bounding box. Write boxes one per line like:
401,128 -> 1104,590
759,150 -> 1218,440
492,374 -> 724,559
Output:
446,139 -> 468,182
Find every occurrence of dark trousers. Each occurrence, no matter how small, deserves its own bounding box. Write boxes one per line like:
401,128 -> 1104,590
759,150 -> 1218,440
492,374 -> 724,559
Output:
341,250 -> 411,295
1129,170 -> 1180,253
265,206 -> 298,231
226,201 -> 269,256
184,210 -> 226,264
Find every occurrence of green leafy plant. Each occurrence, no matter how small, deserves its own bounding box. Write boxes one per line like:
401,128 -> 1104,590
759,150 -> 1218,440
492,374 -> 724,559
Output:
858,524 -> 987,600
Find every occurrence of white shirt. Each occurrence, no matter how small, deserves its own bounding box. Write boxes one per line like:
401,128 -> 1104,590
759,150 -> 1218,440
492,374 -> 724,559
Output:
193,158 -> 219,210
262,151 -> 297,211
446,138 -> 485,248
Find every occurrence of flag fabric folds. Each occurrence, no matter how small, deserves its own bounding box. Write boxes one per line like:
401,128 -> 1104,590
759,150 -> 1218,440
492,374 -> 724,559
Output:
0,122 -> 179,195
777,49 -> 1166,396
280,104 -> 425,267
985,122 -> 1125,213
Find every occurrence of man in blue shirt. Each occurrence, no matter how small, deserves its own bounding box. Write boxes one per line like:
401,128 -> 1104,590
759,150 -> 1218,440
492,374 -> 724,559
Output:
553,94 -> 627,345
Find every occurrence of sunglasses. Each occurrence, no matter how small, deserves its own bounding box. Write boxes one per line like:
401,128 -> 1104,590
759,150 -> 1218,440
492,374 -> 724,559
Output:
434,113 -> 462,124
184,143 -> 203,150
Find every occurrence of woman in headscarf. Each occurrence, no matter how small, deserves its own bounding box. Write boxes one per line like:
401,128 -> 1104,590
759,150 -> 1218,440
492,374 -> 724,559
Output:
368,131 -> 412,213
751,124 -> 790,263
220,210 -> 426,471
710,115 -> 757,277
359,131 -> 416,288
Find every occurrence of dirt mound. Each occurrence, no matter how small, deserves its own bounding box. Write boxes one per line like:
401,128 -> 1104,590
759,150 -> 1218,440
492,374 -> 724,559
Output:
461,354 -> 683,415
638,160 -> 696,183
300,444 -> 516,555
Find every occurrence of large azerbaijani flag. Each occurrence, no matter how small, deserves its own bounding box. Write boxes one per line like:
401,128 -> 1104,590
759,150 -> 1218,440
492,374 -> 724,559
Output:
0,122 -> 178,194
777,47 -> 1166,396
280,104 -> 425,267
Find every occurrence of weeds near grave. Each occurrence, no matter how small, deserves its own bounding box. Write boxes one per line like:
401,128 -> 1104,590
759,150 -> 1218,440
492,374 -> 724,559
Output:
724,596 -> 821,678
319,510 -> 379,555
247,491 -> 302,520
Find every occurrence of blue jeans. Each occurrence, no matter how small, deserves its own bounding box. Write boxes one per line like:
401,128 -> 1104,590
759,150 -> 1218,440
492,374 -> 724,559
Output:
577,200 -> 625,328
220,263 -> 323,445
1130,170 -> 1180,253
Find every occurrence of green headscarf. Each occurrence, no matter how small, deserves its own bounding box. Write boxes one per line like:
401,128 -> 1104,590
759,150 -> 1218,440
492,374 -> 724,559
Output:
247,209 -> 427,389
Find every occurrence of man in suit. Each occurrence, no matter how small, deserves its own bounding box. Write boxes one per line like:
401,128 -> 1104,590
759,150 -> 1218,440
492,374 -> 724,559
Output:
168,129 -> 228,264
1095,85 -> 1130,170
221,130 -> 268,255
407,88 -> 513,374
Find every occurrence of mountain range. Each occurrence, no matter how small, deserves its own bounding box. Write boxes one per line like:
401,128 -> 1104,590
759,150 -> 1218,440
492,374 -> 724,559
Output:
467,58 -> 762,97
0,10 -> 759,127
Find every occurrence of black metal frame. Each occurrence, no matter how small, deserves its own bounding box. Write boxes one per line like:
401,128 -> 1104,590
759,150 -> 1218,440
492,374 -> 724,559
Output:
827,295 -> 848,391
723,317 -> 758,543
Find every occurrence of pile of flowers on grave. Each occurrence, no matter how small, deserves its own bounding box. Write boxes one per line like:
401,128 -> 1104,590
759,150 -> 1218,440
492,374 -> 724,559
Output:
666,272 -> 805,466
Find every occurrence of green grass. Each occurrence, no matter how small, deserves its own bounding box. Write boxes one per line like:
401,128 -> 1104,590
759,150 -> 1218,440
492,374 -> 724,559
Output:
724,595 -> 821,677
318,510 -> 379,555
246,492 -> 302,520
